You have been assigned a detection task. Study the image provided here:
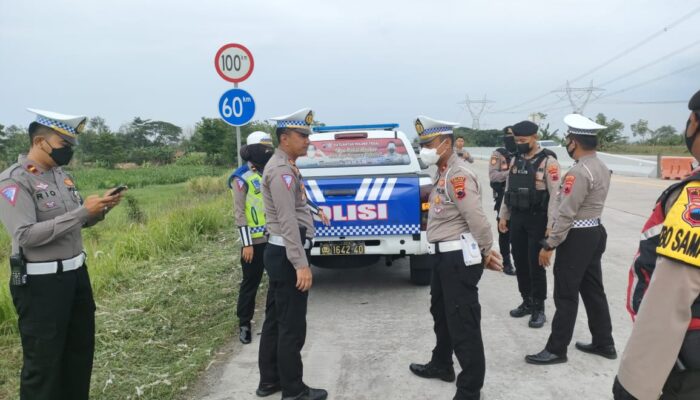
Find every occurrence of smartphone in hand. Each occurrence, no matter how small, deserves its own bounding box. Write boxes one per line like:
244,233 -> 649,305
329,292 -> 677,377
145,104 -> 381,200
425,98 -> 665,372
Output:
109,185 -> 128,196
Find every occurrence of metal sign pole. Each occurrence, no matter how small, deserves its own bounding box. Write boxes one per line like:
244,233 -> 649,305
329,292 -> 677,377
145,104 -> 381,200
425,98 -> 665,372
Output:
235,81 -> 242,167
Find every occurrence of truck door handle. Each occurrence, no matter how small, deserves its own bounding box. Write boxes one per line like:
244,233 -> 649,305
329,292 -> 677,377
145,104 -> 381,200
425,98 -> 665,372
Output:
323,189 -> 357,197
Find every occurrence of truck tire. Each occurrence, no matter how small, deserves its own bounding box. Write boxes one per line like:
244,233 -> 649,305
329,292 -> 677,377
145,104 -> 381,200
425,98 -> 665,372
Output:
409,254 -> 431,286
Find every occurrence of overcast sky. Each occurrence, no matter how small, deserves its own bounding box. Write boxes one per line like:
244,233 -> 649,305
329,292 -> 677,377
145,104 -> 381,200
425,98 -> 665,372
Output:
1,0 -> 698,139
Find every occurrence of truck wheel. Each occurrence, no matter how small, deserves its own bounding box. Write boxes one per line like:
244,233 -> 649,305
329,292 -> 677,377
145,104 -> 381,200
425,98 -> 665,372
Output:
409,255 -> 431,286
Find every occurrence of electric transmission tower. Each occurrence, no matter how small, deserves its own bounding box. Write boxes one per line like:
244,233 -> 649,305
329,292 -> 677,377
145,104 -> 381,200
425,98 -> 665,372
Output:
553,81 -> 605,114
458,95 -> 494,129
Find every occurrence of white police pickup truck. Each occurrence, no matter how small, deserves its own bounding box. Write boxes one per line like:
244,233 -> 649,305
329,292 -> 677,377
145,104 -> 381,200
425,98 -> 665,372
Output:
296,124 -> 433,285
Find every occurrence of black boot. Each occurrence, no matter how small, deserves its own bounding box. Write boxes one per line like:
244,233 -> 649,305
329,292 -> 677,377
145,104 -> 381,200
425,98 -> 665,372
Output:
239,324 -> 252,344
576,342 -> 617,360
409,362 -> 456,382
529,301 -> 546,328
525,349 -> 567,365
509,298 -> 532,318
503,263 -> 516,276
612,377 -> 638,400
256,382 -> 281,397
281,386 -> 328,400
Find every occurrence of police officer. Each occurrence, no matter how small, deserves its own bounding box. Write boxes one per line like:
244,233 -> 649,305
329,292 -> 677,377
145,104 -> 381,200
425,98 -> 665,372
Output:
257,109 -> 328,400
525,114 -> 615,365
499,120 -> 560,328
454,136 -> 474,163
614,90 -> 700,400
409,116 -> 503,400
489,126 -> 517,276
0,109 -> 124,399
228,131 -> 275,344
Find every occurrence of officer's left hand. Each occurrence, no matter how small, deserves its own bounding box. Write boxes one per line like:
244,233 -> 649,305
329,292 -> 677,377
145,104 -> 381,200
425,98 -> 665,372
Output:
483,249 -> 503,272
539,249 -> 554,268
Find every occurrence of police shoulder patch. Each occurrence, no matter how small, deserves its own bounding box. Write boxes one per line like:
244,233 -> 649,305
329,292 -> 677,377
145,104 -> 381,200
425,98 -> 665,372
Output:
563,175 -> 575,195
235,178 -> 246,191
1,184 -> 18,206
451,176 -> 467,200
547,163 -> 559,182
282,174 -> 294,189
490,156 -> 498,165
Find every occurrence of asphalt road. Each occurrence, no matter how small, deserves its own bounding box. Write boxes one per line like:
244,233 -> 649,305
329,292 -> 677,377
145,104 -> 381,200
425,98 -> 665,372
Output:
193,159 -> 673,400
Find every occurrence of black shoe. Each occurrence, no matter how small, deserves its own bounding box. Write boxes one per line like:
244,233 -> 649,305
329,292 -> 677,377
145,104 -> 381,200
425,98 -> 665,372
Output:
525,349 -> 567,365
503,264 -> 516,276
575,342 -> 618,360
281,387 -> 328,400
509,301 -> 532,318
409,362 -> 456,382
529,308 -> 546,328
239,325 -> 252,344
256,382 -> 281,397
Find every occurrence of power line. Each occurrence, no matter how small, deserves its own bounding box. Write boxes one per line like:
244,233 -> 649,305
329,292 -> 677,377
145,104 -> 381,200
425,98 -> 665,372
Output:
458,95 -> 495,129
597,60 -> 700,99
569,5 -> 700,83
493,6 -> 700,113
599,39 -> 700,87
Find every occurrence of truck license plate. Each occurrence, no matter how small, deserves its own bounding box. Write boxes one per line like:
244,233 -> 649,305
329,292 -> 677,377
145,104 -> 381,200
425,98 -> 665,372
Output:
320,242 -> 365,255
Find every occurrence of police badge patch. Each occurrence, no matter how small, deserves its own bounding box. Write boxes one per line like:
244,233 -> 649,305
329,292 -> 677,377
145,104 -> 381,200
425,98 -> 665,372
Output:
282,174 -> 294,189
1,185 -> 18,206
682,186 -> 700,227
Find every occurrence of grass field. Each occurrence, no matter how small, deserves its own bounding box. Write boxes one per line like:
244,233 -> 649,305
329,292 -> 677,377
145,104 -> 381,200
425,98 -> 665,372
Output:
0,166 -> 250,399
605,144 -> 689,157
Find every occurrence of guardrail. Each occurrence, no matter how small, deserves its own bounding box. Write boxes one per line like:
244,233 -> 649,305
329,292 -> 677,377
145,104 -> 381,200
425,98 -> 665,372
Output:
463,147 -> 659,178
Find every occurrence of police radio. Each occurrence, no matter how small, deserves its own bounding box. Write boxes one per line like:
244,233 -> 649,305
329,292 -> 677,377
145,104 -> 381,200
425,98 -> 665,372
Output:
10,248 -> 27,286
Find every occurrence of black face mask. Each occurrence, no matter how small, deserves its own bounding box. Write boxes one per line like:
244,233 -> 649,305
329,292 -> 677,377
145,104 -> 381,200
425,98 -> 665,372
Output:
516,142 -> 531,155
45,142 -> 74,166
504,136 -> 517,153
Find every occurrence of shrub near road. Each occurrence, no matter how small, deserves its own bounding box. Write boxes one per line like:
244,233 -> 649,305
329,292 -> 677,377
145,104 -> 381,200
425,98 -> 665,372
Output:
0,166 -> 245,399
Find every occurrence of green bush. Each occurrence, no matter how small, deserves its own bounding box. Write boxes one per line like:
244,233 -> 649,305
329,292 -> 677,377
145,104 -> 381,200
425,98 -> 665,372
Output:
186,175 -> 227,195
66,165 -> 228,189
176,152 -> 207,166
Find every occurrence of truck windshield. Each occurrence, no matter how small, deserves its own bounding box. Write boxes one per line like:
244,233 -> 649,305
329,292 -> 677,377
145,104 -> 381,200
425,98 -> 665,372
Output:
296,137 -> 411,168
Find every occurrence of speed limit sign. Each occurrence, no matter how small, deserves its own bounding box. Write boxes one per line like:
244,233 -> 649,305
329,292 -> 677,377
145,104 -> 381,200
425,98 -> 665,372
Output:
218,88 -> 256,126
215,43 -> 254,83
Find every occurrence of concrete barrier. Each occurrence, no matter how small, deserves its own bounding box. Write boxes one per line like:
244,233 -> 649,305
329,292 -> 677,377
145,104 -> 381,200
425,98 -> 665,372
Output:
463,147 -> 659,178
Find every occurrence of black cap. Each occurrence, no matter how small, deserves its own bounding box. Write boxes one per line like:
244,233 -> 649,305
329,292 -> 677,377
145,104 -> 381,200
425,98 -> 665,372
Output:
512,120 -> 538,136
689,89 -> 700,111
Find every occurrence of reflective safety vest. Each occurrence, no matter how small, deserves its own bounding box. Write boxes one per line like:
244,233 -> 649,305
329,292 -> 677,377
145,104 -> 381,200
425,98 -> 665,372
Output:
240,169 -> 266,239
628,173 -> 700,332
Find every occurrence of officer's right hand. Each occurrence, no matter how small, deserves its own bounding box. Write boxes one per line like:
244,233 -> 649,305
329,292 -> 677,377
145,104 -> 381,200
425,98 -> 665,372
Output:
83,195 -> 113,217
242,246 -> 254,263
498,218 -> 509,233
296,266 -> 313,292
484,249 -> 504,272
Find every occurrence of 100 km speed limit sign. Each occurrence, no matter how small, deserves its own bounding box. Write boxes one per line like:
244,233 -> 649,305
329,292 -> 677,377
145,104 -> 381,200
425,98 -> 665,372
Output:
215,43 -> 254,83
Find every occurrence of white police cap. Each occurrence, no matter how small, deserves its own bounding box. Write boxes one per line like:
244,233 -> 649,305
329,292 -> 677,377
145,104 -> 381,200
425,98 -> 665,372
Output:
415,115 -> 459,144
564,113 -> 606,136
27,108 -> 87,145
269,108 -> 314,133
246,131 -> 273,146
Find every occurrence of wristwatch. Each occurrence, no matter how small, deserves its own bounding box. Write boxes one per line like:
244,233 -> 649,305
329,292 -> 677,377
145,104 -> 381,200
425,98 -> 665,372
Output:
540,238 -> 555,251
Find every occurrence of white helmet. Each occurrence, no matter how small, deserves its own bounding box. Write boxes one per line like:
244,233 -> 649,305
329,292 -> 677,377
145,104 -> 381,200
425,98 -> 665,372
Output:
246,131 -> 273,146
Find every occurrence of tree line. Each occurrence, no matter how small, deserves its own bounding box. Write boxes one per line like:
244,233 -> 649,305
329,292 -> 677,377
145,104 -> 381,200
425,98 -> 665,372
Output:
454,113 -> 683,150
0,117 -> 275,169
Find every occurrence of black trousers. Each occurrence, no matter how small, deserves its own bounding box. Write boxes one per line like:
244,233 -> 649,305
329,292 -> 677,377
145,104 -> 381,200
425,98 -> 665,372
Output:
237,242 -> 266,326
429,250 -> 485,400
496,217 -> 512,267
510,211 -> 548,302
545,226 -> 614,356
258,244 -> 309,397
9,265 -> 96,400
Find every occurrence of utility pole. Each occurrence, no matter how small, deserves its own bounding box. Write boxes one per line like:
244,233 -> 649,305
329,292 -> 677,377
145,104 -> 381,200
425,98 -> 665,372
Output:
553,81 -> 605,114
458,94 -> 494,129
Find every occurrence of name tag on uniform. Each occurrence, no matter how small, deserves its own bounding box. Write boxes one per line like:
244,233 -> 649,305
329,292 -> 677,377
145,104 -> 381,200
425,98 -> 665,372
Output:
460,232 -> 482,266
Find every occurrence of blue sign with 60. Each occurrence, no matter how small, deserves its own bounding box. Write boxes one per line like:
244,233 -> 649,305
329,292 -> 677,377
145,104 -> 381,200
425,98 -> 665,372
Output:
218,88 -> 256,126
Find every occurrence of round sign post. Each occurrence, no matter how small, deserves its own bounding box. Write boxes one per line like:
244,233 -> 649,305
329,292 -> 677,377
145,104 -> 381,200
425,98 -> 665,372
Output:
214,43 -> 254,84
218,88 -> 256,127
215,43 -> 255,166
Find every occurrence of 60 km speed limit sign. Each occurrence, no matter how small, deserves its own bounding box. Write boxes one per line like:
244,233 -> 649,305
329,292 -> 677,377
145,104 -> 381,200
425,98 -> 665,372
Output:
218,88 -> 256,126
215,43 -> 254,83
